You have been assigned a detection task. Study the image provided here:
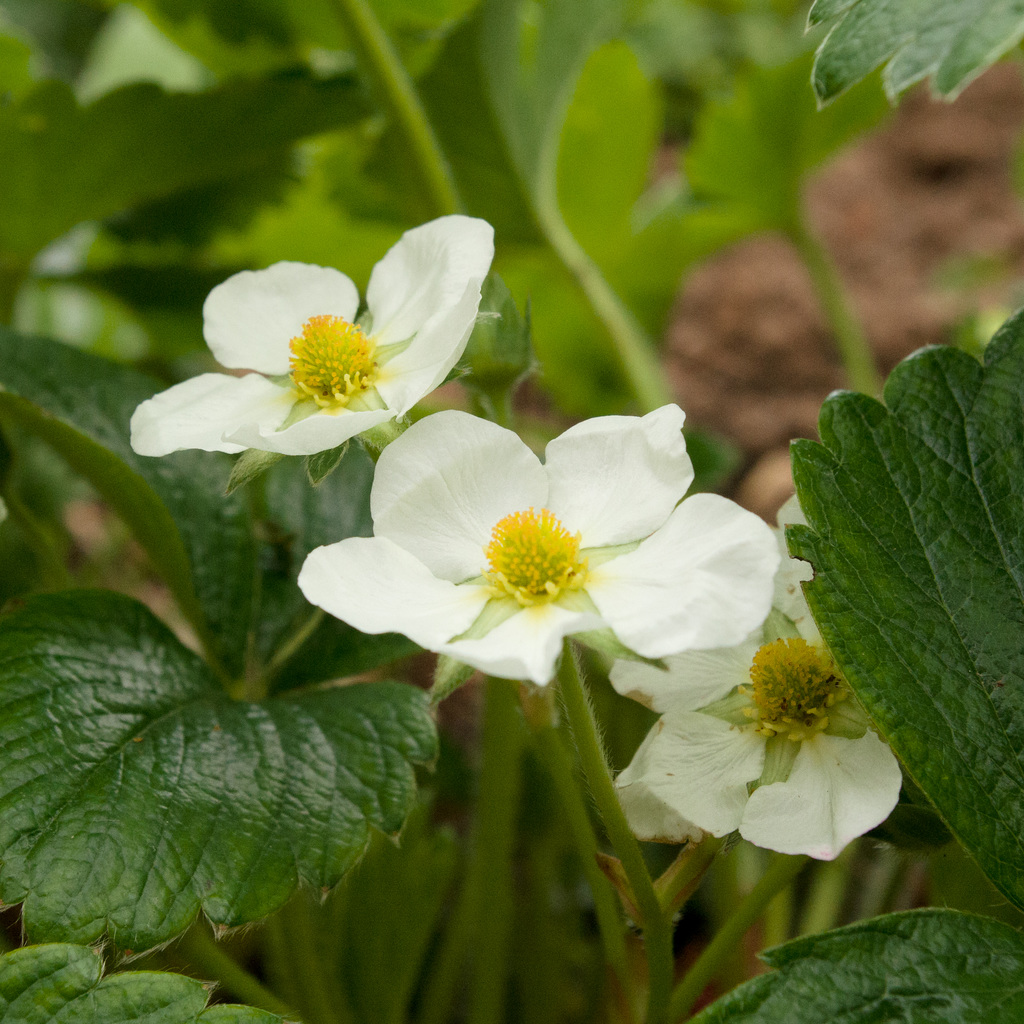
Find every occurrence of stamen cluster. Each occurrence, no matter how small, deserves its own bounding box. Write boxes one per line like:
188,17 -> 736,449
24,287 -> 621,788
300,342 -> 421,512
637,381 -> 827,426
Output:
745,637 -> 844,740
484,508 -> 588,606
289,314 -> 376,407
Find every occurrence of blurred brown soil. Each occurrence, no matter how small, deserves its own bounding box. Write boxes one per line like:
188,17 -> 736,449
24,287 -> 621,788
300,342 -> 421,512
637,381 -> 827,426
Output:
665,62 -> 1024,521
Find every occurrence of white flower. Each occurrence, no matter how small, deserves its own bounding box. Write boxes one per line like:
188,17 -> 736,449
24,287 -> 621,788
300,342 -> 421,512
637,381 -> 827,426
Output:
612,495 -> 902,860
130,216 -> 495,457
297,405 -> 780,686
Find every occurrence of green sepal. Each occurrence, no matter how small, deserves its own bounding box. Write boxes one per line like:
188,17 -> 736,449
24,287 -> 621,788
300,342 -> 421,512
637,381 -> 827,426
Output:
431,655 -> 478,704
459,274 -> 535,407
225,448 -> 284,495
305,442 -> 349,486
573,628 -> 667,671
756,735 -> 800,788
697,688 -> 753,728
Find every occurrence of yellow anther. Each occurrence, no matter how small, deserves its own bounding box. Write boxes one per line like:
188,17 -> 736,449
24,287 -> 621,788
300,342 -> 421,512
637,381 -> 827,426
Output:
748,637 -> 844,740
483,508 -> 588,606
289,314 -> 376,408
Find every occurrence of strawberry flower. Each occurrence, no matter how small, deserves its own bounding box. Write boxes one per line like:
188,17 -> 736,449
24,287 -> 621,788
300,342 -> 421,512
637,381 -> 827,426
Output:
612,497 -> 902,860
130,216 -> 494,457
297,405 -> 779,686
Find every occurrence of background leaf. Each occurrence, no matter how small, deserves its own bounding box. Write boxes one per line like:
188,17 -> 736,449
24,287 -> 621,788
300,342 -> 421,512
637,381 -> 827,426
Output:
790,312 -> 1024,910
0,70 -> 367,262
682,52 -> 888,247
692,909 -> 1024,1022
0,944 -> 284,1023
809,0 -> 1024,104
0,327 -> 254,674
0,590 -> 437,949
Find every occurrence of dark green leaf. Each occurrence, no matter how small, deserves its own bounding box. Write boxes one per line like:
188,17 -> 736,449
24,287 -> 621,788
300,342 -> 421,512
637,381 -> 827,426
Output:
809,0 -> 1024,104
0,943 -> 284,1023
693,910 -> 1024,1022
0,70 -> 367,260
790,313 -> 1024,909
0,591 -> 437,949
0,327 -> 254,674
683,52 -> 888,244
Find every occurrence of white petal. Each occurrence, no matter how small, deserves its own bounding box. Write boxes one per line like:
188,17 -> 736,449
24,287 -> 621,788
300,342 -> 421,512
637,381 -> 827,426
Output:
772,494 -> 817,634
371,411 -> 547,583
374,277 -> 482,415
544,404 -> 692,546
442,601 -> 603,685
740,731 -> 902,860
129,372 -> 292,456
615,711 -> 765,840
587,493 -> 779,657
226,405 -> 394,456
203,262 -> 359,375
298,537 -> 489,649
365,215 -> 494,346
610,634 -> 762,714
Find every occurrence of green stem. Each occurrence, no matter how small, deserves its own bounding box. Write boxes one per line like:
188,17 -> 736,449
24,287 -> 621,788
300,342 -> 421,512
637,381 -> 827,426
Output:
0,479 -> 69,590
264,896 -> 353,1024
531,713 -> 633,1003
416,866 -> 474,1024
328,0 -> 461,217
791,222 -> 881,398
655,837 -> 723,915
557,643 -> 672,1024
539,208 -> 672,415
176,924 -> 295,1019
263,608 -> 325,684
467,678 -> 525,1024
796,843 -> 855,937
669,853 -> 807,1021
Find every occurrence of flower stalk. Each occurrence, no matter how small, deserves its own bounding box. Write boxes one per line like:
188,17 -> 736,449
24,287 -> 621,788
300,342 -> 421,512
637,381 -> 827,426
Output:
557,642 -> 673,1024
669,853 -> 808,1021
327,0 -> 462,218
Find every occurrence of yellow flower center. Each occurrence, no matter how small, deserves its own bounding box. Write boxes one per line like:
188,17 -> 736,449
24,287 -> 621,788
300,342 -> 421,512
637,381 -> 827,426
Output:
747,637 -> 844,740
289,314 -> 376,408
483,508 -> 588,606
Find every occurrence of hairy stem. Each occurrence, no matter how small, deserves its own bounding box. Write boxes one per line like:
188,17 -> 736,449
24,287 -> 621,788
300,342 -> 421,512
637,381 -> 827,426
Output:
531,706 -> 633,1006
670,853 -> 808,1021
467,678 -> 526,1024
328,0 -> 461,217
557,643 -> 673,1024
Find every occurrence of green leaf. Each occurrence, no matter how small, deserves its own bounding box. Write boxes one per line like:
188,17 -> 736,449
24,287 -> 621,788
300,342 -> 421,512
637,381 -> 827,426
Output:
683,52 -> 888,245
0,943 -> 284,1023
809,0 -> 1024,104
692,909 -> 1024,1022
0,590 -> 437,950
0,327 -> 254,675
0,70 -> 367,260
790,312 -> 1024,910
